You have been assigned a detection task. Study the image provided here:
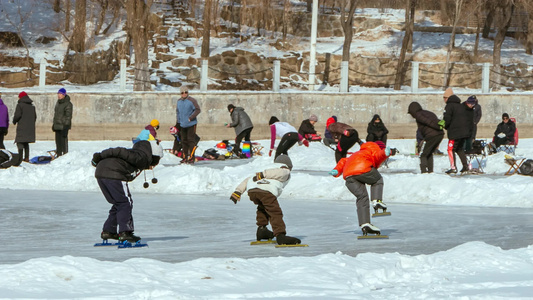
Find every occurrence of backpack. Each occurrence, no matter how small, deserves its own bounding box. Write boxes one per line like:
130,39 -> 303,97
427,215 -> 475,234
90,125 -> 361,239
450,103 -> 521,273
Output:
519,159 -> 533,176
471,140 -> 485,155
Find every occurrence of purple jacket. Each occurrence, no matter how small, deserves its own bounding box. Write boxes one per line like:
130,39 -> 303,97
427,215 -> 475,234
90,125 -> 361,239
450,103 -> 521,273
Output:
0,98 -> 9,129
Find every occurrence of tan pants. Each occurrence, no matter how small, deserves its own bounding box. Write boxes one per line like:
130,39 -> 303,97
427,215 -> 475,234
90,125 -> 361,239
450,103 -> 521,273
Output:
248,189 -> 286,236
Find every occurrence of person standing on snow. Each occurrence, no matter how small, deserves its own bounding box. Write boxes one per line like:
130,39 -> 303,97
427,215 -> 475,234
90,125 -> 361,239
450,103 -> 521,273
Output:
407,102 -> 444,173
52,88 -> 73,157
176,86 -> 201,164
329,141 -> 396,236
365,114 -> 389,145
230,154 -> 302,245
464,95 -> 482,152
0,92 -> 9,149
91,140 -> 164,243
12,91 -> 36,163
268,116 -> 308,159
326,117 -> 361,163
226,104 -> 253,157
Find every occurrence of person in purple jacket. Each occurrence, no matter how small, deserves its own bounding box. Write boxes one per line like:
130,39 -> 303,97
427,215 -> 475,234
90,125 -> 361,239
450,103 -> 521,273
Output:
0,92 -> 9,149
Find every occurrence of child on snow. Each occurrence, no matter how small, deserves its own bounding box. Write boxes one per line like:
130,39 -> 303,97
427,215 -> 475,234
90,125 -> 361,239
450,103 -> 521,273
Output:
329,141 -> 396,236
269,116 -> 308,159
230,154 -> 301,245
91,140 -> 163,243
133,119 -> 160,144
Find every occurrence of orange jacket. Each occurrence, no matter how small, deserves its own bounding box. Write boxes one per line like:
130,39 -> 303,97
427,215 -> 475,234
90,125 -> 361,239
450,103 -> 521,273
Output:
333,142 -> 388,179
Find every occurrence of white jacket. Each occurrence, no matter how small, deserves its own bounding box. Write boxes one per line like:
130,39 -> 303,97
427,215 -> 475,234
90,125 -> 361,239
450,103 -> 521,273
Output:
234,163 -> 291,197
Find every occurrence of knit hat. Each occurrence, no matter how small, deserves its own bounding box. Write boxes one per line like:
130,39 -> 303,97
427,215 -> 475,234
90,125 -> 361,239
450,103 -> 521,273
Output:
150,119 -> 160,127
269,116 -> 279,125
466,95 -> 477,104
502,113 -> 510,119
375,141 -> 386,150
227,104 -> 235,112
309,114 -> 318,122
180,85 -> 189,94
150,140 -> 164,157
58,88 -> 67,95
326,117 -> 336,129
18,91 -> 27,98
443,87 -> 454,98
274,154 -> 293,170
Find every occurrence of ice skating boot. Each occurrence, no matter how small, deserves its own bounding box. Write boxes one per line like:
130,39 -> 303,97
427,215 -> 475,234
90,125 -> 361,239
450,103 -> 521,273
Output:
360,223 -> 381,236
445,168 -> 457,174
101,231 -> 119,240
256,225 -> 274,241
118,231 -> 141,243
276,233 -> 301,245
371,199 -> 391,217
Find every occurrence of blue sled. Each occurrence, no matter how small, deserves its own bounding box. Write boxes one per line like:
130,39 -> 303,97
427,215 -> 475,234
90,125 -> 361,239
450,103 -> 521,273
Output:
94,239 -> 148,248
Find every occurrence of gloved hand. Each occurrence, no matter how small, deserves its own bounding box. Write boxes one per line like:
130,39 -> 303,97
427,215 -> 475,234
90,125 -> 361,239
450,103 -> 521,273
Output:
328,169 -> 338,176
497,133 -> 506,138
91,153 -> 102,167
253,172 -> 264,181
385,147 -> 391,156
230,191 -> 241,204
438,120 -> 445,130
343,129 -> 352,137
269,149 -> 273,157
302,139 -> 309,147
390,148 -> 398,156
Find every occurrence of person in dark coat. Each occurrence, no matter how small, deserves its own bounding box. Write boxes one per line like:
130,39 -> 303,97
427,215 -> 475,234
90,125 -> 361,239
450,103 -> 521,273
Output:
52,88 -> 73,157
0,149 -> 21,168
327,118 -> 362,163
298,114 -> 322,142
0,93 -> 9,149
464,95 -> 482,152
365,114 -> 389,145
226,104 -> 254,157
322,115 -> 337,148
408,102 -> 444,173
13,91 -> 36,163
91,140 -> 163,243
442,89 -> 473,174
489,113 -> 516,152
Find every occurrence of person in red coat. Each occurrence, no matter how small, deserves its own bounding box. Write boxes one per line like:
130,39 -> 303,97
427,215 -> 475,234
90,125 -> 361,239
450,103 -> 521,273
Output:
329,141 -> 396,236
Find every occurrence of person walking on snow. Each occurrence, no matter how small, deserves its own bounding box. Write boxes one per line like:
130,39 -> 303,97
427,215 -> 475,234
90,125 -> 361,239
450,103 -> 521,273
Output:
268,116 -> 308,159
176,86 -> 201,164
226,104 -> 253,157
230,154 -> 301,245
13,91 -> 36,163
326,118 -> 361,163
329,141 -> 396,236
0,92 -> 9,149
91,140 -> 164,243
52,88 -> 73,156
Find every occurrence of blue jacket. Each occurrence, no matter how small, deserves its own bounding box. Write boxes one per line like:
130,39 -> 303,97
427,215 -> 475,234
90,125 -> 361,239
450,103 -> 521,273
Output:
176,96 -> 201,128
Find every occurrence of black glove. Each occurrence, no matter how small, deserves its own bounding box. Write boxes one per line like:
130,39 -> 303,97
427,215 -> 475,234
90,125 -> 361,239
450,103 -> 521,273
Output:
390,148 -> 398,156
4,129 -> 7,136
230,191 -> 241,204
253,172 -> 264,181
91,153 -> 102,167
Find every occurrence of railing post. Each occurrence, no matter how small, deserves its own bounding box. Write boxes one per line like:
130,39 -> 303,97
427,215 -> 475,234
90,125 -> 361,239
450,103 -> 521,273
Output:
340,61 -> 349,93
119,59 -> 126,91
273,60 -> 280,92
482,62 -> 490,93
39,59 -> 47,88
200,59 -> 208,92
411,61 -> 419,93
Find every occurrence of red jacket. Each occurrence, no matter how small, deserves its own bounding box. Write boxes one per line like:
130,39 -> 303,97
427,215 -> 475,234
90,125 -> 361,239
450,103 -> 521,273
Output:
333,142 -> 388,179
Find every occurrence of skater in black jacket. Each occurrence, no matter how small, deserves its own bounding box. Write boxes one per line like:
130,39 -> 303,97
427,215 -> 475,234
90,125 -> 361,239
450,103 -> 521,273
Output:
408,102 -> 444,173
91,140 -> 163,243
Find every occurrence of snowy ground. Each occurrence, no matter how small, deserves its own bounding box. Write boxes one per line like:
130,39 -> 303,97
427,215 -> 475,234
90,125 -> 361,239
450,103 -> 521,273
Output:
0,138 -> 532,299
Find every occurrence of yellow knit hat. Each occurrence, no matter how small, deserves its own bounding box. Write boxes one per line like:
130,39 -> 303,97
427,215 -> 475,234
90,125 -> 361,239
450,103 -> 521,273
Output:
150,119 -> 160,127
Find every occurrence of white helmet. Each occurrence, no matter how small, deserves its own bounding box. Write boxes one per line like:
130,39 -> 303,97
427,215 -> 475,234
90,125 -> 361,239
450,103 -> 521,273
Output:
149,140 -> 164,157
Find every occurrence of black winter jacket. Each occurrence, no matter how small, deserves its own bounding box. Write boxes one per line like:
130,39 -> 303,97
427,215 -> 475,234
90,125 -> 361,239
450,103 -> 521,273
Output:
52,95 -> 73,131
298,119 -> 317,136
95,141 -> 154,181
443,95 -> 472,140
408,102 -> 444,139
494,120 -> 516,140
366,115 -> 389,139
13,95 -> 36,143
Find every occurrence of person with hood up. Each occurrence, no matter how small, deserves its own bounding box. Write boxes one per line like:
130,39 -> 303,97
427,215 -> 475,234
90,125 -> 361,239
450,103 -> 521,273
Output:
52,88 -> 73,156
408,102 -> 444,173
365,114 -> 389,145
0,92 -> 9,149
13,91 -> 36,163
226,104 -> 254,157
328,141 -> 396,236
268,116 -> 308,159
230,154 -> 302,245
298,114 -> 322,142
464,95 -> 482,152
91,140 -> 164,243
441,88 -> 473,174
326,118 -> 361,163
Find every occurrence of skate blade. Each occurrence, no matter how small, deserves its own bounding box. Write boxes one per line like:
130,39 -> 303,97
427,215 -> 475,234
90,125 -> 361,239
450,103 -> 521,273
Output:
250,240 -> 277,245
357,235 -> 389,240
94,239 -> 121,247
372,212 -> 391,217
117,241 -> 148,248
275,244 -> 309,248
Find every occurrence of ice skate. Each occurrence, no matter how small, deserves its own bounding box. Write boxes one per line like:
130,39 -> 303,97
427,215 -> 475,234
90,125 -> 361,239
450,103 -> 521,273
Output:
445,168 -> 457,174
371,200 -> 390,217
118,231 -> 141,243
358,223 -> 388,239
100,231 -> 119,240
250,226 -> 276,245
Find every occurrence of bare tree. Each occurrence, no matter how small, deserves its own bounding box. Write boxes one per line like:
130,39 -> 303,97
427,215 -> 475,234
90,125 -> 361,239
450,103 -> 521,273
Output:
94,0 -> 109,35
473,0 -> 484,57
201,0 -> 212,59
282,0 -> 292,41
69,0 -> 86,52
492,0 -> 515,88
523,0 -> 533,54
53,0 -> 61,13
443,0 -> 463,87
394,0 -> 416,90
66,0 -> 71,32
339,0 -> 358,61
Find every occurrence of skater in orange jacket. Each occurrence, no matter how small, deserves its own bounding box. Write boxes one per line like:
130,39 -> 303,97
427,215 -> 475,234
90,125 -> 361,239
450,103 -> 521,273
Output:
329,141 -> 396,236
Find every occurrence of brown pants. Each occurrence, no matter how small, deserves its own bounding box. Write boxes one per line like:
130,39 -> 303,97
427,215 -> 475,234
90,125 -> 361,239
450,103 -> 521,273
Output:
248,189 -> 286,236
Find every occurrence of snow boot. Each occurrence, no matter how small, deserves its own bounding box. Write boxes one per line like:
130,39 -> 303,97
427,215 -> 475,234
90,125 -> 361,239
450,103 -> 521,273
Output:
460,166 -> 469,173
371,199 -> 387,213
101,231 -> 119,240
445,168 -> 457,174
118,231 -> 141,243
256,225 -> 274,241
360,223 -> 381,236
276,233 -> 301,245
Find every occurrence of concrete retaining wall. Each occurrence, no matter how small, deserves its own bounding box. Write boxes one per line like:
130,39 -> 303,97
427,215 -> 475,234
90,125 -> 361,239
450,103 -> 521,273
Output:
1,92 -> 531,142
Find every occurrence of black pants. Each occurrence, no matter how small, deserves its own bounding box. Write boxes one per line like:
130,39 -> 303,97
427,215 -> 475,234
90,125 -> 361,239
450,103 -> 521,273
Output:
181,125 -> 198,159
0,127 -> 6,149
97,178 -> 134,234
17,142 -> 29,162
420,134 -> 443,173
335,132 -> 360,163
452,138 -> 468,170
234,127 -> 253,155
275,132 -> 298,159
54,129 -> 69,156
366,133 -> 387,145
